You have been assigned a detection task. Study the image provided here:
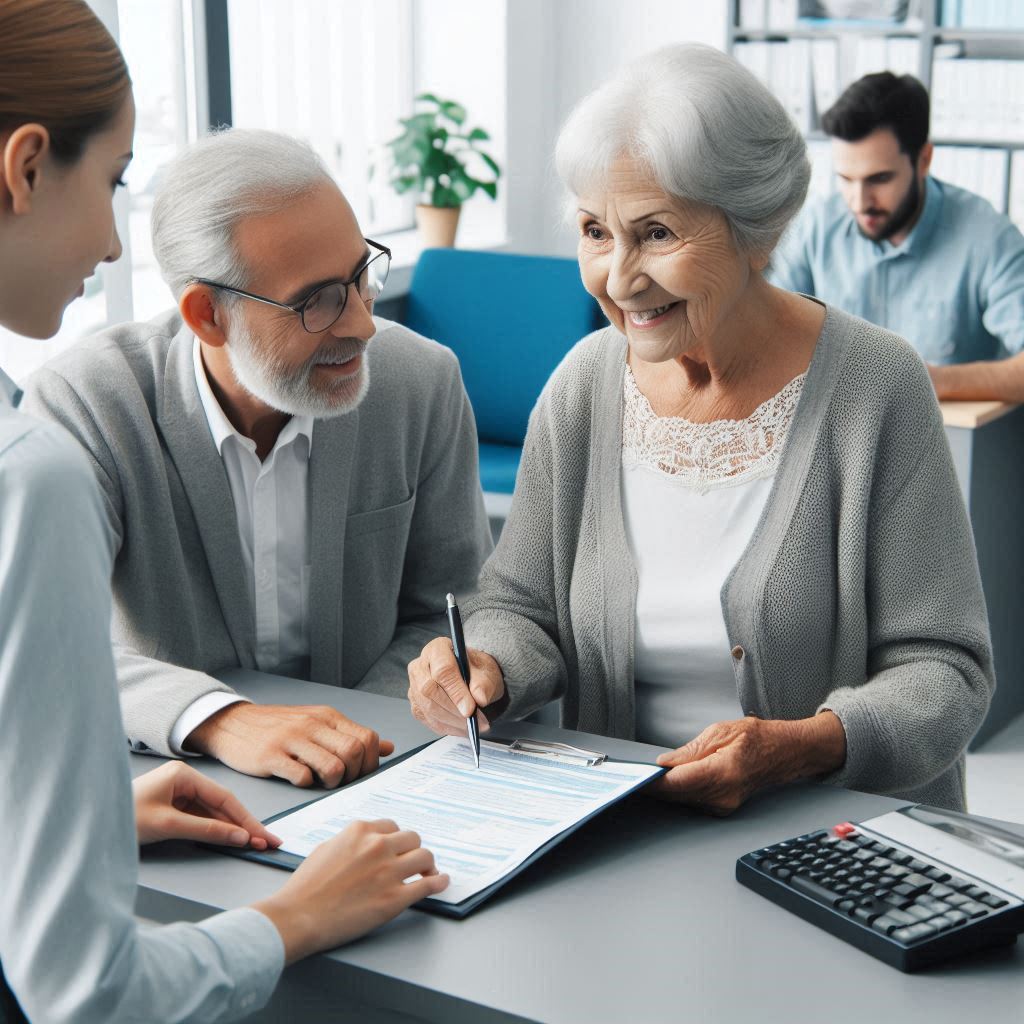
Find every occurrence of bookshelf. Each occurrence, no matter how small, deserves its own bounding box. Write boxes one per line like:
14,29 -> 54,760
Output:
727,1 -> 1024,223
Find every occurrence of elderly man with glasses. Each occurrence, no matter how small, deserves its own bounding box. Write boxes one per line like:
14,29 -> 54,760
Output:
21,129 -> 492,788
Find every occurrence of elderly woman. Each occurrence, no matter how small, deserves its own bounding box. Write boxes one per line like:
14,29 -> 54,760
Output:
407,44 -> 993,813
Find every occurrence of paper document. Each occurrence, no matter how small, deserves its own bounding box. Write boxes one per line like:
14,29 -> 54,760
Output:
272,735 -> 661,905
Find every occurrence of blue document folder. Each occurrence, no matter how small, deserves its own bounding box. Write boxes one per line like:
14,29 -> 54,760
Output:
207,736 -> 664,918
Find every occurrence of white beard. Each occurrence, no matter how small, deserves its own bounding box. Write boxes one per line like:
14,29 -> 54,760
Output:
225,316 -> 370,419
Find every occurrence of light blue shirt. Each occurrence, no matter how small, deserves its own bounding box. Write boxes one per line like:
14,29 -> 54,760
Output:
771,176 -> 1024,365
0,366 -> 20,407
0,373 -> 283,1022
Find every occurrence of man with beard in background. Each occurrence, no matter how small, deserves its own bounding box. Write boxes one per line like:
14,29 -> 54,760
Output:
771,72 -> 1024,401
22,129 -> 491,789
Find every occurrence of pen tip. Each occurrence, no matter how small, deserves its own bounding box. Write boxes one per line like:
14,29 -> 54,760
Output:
446,592 -> 456,607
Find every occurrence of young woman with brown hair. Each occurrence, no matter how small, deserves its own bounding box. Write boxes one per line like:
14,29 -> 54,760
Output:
0,3 -> 446,1020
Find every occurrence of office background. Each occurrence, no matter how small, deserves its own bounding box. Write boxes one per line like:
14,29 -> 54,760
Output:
0,0 -> 734,379
5,1 -> 1024,376
3,0 -> 1021,823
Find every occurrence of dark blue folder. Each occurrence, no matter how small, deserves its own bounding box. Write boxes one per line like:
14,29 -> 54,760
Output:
207,737 -> 664,918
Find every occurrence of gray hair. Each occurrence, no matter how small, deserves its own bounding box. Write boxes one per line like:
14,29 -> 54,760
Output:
151,128 -> 332,299
555,44 -> 810,257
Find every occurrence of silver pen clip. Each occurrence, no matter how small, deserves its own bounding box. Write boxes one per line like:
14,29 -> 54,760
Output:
486,737 -> 607,767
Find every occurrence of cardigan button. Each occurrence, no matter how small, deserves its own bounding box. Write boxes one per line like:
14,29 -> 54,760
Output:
731,645 -> 745,661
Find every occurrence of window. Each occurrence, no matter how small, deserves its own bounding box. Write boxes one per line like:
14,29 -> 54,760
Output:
0,0 -> 441,385
226,0 -> 415,236
0,0 -> 196,383
118,0 -> 197,321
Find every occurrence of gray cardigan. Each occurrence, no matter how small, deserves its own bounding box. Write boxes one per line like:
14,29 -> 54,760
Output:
464,306 -> 995,811
21,311 -> 492,756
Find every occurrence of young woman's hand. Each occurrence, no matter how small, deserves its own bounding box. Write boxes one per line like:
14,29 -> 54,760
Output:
253,819 -> 449,962
132,760 -> 281,849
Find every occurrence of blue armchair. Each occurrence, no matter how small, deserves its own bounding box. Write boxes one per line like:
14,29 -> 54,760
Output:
403,249 -> 604,497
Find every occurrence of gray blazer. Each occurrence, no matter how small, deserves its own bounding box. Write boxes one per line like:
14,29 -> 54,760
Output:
22,311 -> 492,755
464,306 -> 995,811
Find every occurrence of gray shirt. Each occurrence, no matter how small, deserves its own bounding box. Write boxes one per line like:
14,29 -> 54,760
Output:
465,306 -> 995,811
0,382 -> 283,1022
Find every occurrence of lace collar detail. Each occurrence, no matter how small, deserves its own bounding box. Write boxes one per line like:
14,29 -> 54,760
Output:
621,365 -> 806,492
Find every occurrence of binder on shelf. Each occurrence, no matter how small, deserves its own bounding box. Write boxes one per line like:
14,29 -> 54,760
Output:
786,40 -> 814,133
932,145 -> 1008,213
954,0 -> 1024,29
978,61 -> 1005,141
811,37 -> 840,122
853,36 -> 888,82
739,0 -> 768,29
807,138 -> 836,198
1008,151 -> 1024,230
767,0 -> 800,30
932,57 -> 1024,143
735,40 -> 812,132
885,36 -> 920,78
981,148 -> 1010,214
1009,62 -> 1024,141
930,53 -> 957,139
734,40 -> 771,87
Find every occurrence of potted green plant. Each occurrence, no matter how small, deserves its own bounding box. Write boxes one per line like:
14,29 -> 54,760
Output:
379,92 -> 501,248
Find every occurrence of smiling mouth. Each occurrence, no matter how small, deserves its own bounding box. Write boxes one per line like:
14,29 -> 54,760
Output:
626,302 -> 679,326
313,339 -> 365,367
311,352 -> 362,382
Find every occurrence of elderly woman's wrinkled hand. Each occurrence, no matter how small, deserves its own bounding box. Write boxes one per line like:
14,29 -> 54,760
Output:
650,712 -> 847,816
407,636 -> 506,737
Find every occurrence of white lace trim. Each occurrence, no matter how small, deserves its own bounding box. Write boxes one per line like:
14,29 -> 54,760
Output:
621,365 -> 806,492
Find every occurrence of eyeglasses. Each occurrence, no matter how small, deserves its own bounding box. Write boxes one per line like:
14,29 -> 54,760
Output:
191,239 -> 391,334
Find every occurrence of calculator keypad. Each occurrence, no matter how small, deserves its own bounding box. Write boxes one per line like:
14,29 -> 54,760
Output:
750,829 -> 1010,944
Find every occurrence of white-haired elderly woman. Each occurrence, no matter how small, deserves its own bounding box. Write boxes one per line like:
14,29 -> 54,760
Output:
407,44 -> 993,813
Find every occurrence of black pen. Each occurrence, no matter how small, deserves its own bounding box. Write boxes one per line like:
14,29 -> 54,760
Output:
446,592 -> 479,768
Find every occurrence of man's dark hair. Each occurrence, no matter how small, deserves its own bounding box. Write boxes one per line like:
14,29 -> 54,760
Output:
821,72 -> 930,166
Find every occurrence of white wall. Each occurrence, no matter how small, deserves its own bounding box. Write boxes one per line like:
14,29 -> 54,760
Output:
503,0 -> 560,259
414,0 -> 509,246
505,0 -> 730,256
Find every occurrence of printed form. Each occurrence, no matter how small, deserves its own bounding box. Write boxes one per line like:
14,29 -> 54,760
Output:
271,735 -> 661,905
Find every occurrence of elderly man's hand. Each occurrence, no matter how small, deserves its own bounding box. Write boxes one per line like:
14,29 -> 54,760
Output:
650,712 -> 847,816
184,703 -> 394,788
407,636 -> 505,736
133,760 -> 283,848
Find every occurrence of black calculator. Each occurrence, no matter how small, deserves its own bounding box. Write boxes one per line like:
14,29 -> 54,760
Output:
736,804 -> 1024,971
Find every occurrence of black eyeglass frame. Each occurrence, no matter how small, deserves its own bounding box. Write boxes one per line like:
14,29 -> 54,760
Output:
190,238 -> 392,334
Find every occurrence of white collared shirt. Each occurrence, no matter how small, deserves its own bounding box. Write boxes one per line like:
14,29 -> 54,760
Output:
168,341 -> 315,754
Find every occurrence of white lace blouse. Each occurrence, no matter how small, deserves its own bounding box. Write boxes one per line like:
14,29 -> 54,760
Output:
621,365 -> 806,749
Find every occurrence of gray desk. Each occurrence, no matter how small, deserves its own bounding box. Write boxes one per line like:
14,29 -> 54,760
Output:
132,670 -> 1024,1023
942,401 -> 1024,747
